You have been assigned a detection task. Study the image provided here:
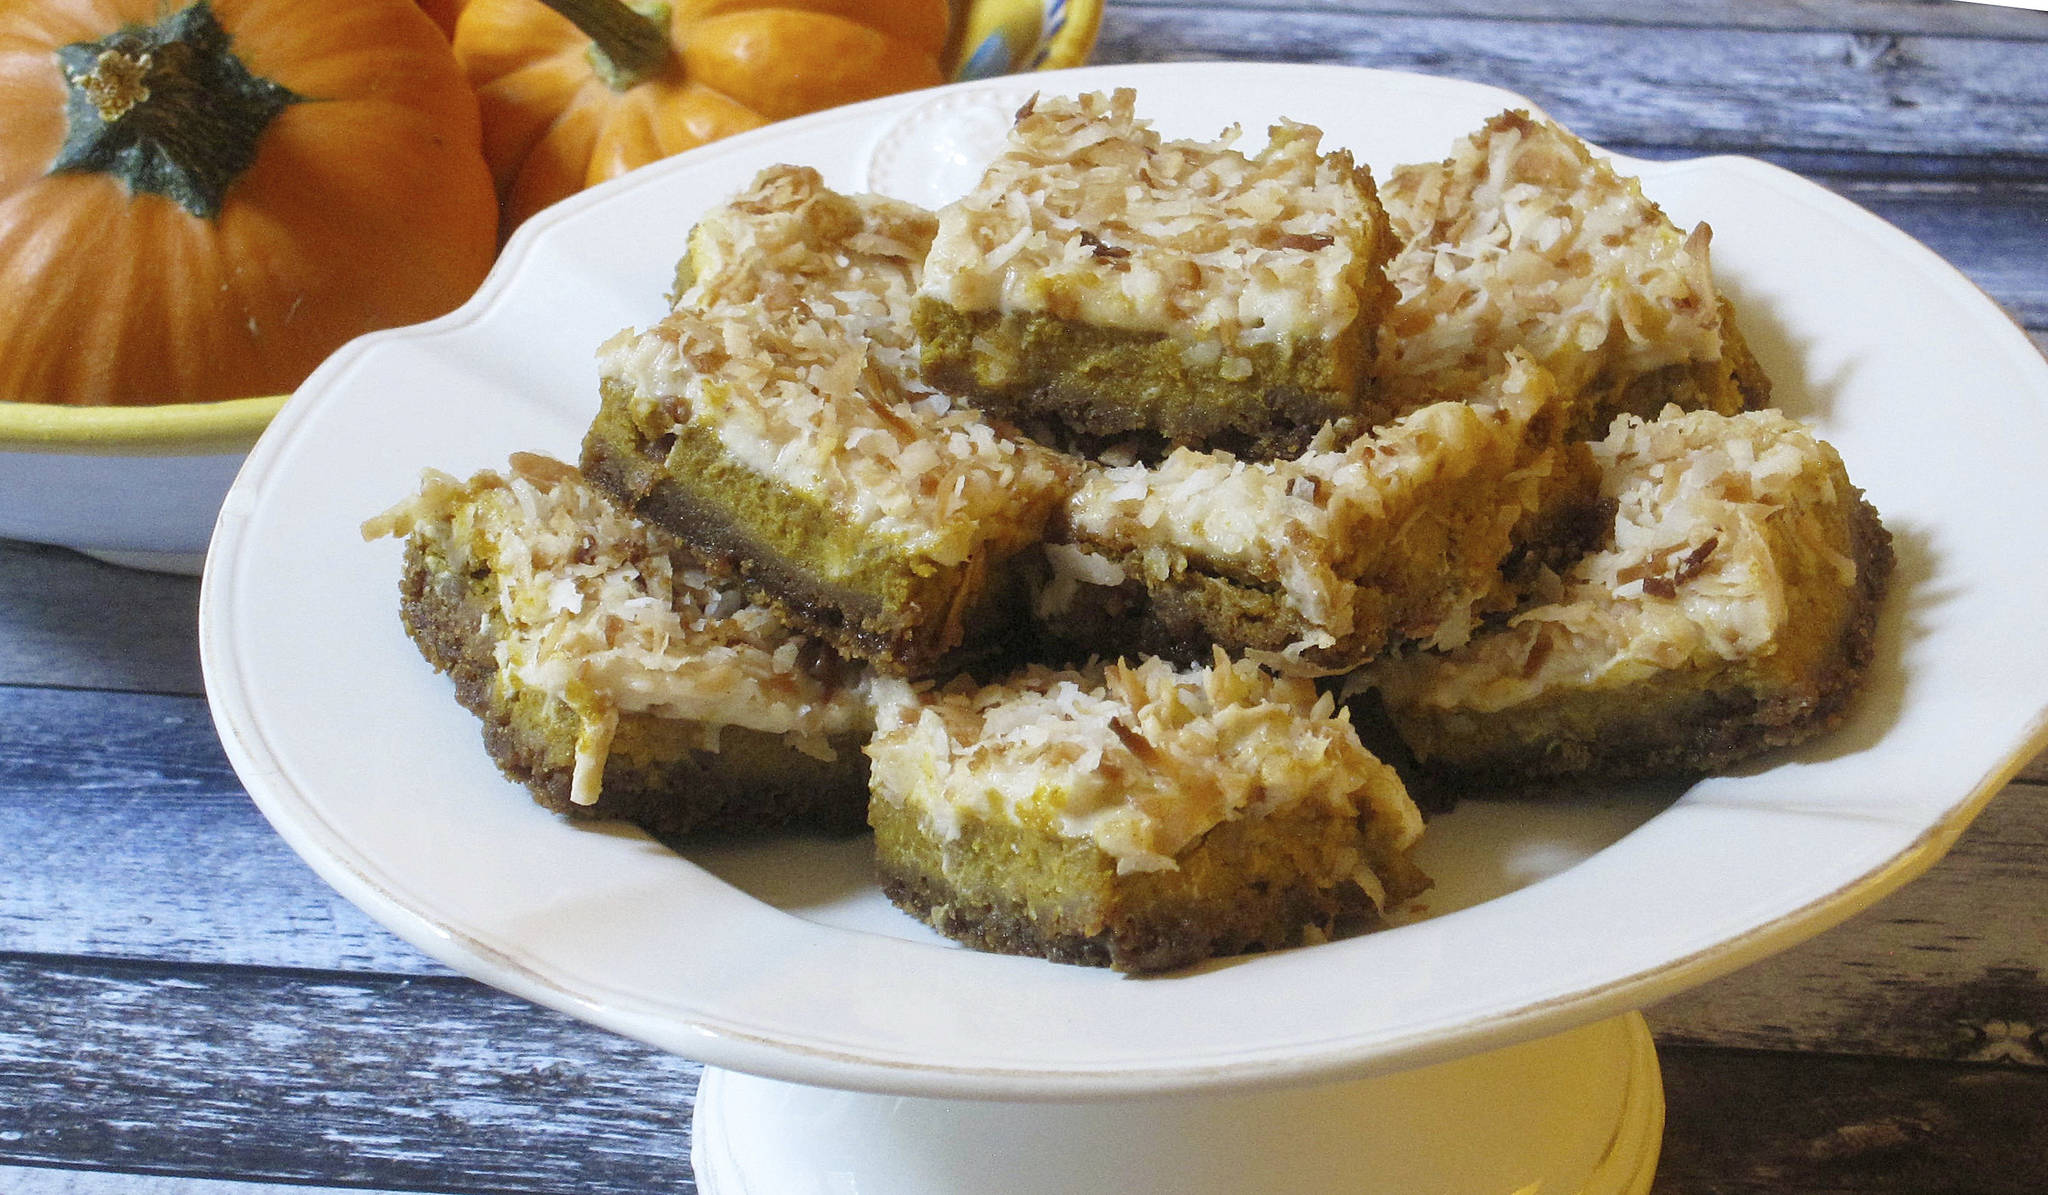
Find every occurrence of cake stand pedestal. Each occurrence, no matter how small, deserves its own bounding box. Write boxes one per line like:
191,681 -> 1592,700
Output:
692,1011 -> 1662,1194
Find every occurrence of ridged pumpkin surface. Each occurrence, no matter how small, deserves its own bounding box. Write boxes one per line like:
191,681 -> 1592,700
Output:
456,0 -> 948,232
0,0 -> 498,406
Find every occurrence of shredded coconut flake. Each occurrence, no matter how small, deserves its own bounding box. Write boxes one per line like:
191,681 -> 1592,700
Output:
922,89 -> 1388,349
1371,407 -> 1865,712
1377,111 -> 1725,406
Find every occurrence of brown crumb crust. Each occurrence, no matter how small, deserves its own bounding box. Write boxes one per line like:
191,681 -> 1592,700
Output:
1389,490 -> 1894,793
398,536 -> 869,839
879,871 -> 1380,974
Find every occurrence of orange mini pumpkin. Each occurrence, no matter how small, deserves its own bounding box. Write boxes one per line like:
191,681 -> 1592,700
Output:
0,0 -> 499,406
456,0 -> 948,232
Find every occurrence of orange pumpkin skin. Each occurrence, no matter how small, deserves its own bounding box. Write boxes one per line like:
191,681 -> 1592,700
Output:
418,0 -> 469,37
0,0 -> 498,406
455,0 -> 947,232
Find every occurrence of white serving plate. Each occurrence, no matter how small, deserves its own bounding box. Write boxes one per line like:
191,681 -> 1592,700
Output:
202,63 -> 2048,1102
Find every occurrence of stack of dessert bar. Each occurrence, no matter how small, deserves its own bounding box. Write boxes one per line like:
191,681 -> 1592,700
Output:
371,92 -> 1890,973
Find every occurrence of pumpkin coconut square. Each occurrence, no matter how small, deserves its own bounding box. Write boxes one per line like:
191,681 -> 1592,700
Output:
582,166 -> 1072,678
365,454 -> 875,839
1374,111 -> 1771,437
1364,406 -> 1893,790
1039,354 -> 1604,675
913,89 -> 1399,459
865,653 -> 1430,974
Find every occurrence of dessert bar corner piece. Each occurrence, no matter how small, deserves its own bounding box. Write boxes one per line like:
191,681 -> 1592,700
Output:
865,653 -> 1430,974
1040,353 -> 1605,674
1378,110 -> 1770,435
363,453 -> 872,839
581,165 -> 1071,679
1365,406 -> 1893,789
915,88 -> 1399,458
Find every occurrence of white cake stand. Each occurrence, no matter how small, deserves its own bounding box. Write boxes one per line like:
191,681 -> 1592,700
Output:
692,1013 -> 1663,1194
201,64 -> 2048,1195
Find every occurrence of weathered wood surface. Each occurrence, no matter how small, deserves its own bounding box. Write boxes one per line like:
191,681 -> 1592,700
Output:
1645,777 -> 2048,1066
1654,1047 -> 2048,1194
1221,0 -> 2048,39
3,0 -> 2044,1191
1097,0 -> 2048,173
0,540 -> 202,697
0,957 -> 699,1195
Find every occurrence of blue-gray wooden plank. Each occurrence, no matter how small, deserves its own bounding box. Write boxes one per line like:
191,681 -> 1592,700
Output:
1234,0 -> 2048,39
1095,2 -> 2048,174
5,953 -> 2048,1195
0,958 -> 699,1195
0,686 -> 444,974
0,1167 -> 435,1195
0,541 -> 201,697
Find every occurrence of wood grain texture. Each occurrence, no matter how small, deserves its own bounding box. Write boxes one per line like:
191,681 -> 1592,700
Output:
1653,1046 -> 2048,1193
7,953 -> 2048,1195
1648,779 -> 2048,1067
2019,744 -> 2048,785
1094,3 -> 2048,174
0,958 -> 701,1195
0,687 -> 445,975
0,541 -> 202,696
0,1166 -> 429,1195
1219,0 -> 2048,39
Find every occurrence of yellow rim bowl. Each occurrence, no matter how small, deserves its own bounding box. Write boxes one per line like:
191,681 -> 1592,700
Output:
948,0 -> 1103,80
0,392 -> 287,458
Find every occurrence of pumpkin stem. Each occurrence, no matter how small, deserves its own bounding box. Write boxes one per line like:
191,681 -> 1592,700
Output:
50,1 -> 299,221
73,49 -> 155,122
538,0 -> 673,91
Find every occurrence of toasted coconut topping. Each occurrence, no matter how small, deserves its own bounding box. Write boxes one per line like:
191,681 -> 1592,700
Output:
601,166 -> 1070,566
1371,407 -> 1865,713
1378,111 -> 1724,404
1061,356 -> 1567,655
363,455 -> 872,803
866,652 -> 1423,874
921,89 -> 1389,351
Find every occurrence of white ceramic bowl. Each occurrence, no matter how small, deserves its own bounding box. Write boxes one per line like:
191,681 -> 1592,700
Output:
0,395 -> 284,573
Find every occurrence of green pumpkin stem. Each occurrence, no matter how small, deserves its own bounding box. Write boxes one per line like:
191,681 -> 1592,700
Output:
539,0 -> 673,91
50,1 -> 299,221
